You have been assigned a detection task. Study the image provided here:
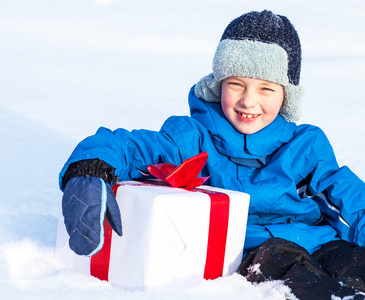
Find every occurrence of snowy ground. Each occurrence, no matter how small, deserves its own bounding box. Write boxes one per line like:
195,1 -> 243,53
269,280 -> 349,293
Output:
0,0 -> 364,299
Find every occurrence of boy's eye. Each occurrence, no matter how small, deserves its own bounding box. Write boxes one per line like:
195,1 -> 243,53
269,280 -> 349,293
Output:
229,82 -> 242,87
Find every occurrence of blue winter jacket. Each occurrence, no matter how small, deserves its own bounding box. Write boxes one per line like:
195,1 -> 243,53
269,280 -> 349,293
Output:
60,86 -> 365,253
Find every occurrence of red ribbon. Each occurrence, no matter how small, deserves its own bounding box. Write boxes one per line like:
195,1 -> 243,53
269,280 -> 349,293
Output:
90,152 -> 230,282
147,151 -> 210,189
199,189 -> 229,279
89,185 -> 118,281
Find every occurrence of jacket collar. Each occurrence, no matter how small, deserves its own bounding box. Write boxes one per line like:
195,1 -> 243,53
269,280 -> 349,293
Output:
189,86 -> 297,159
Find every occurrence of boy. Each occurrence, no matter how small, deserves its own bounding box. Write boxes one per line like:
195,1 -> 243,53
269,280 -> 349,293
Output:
60,10 -> 365,299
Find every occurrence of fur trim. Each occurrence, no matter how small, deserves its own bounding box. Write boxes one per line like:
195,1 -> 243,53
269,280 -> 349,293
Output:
280,83 -> 304,122
194,73 -> 221,103
213,39 -> 289,85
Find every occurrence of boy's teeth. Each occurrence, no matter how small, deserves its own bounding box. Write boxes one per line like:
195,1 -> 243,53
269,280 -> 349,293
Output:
240,113 -> 259,118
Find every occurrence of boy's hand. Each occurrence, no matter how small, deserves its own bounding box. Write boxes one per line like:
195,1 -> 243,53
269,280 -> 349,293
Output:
62,176 -> 123,256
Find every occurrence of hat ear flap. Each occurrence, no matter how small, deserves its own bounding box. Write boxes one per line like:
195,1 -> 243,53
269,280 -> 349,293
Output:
194,73 -> 222,103
280,83 -> 304,122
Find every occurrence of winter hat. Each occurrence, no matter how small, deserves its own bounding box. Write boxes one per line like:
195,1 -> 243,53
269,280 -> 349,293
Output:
195,10 -> 303,122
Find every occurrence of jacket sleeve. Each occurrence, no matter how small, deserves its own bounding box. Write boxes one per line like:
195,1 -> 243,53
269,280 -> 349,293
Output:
305,128 -> 365,246
59,116 -> 204,190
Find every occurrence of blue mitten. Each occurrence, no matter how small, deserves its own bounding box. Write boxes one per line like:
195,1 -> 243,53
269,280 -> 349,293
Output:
62,176 -> 123,256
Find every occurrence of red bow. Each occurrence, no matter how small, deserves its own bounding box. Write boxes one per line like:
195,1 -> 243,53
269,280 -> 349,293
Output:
147,152 -> 210,189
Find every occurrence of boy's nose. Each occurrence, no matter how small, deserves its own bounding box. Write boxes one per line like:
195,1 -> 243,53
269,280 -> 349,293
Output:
239,90 -> 257,108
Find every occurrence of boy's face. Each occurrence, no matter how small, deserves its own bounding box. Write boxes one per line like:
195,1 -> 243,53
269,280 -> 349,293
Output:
221,77 -> 284,134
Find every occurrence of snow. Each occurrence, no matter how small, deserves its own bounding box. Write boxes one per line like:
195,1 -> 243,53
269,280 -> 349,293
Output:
0,0 -> 364,299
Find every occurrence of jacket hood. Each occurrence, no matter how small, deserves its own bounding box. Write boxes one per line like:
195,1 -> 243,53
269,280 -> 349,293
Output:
188,85 -> 297,159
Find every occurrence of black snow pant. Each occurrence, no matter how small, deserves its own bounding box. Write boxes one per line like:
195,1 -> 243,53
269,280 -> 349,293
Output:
237,238 -> 365,300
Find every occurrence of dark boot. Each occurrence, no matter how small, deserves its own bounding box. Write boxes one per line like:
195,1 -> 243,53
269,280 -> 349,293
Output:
237,238 -> 365,300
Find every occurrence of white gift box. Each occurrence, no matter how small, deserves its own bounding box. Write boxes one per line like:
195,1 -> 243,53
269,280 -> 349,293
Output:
55,181 -> 250,290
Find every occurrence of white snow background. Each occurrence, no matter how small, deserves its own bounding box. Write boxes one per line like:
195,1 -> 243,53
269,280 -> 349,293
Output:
0,0 -> 364,299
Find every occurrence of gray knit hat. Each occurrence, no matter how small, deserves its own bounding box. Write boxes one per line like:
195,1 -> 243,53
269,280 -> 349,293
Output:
195,10 -> 303,122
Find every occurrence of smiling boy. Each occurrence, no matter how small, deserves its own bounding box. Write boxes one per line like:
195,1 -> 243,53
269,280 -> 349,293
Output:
60,10 -> 365,299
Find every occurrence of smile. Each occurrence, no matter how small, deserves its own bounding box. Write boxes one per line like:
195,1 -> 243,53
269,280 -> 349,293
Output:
236,112 -> 261,119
